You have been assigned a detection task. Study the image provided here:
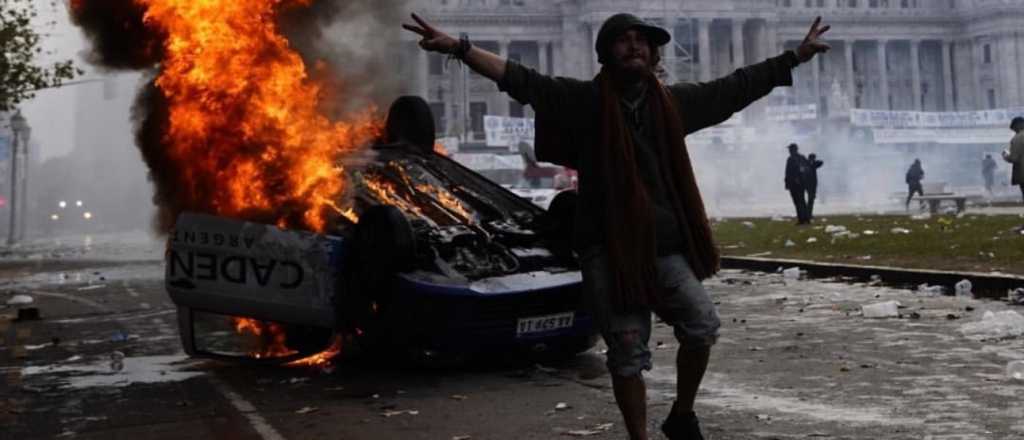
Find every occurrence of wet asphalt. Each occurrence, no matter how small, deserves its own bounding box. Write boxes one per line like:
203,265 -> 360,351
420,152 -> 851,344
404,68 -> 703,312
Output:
2,234 -> 1024,439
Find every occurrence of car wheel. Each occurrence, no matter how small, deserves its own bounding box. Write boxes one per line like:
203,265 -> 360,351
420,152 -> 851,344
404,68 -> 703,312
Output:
385,95 -> 436,154
340,205 -> 416,346
544,189 -> 578,262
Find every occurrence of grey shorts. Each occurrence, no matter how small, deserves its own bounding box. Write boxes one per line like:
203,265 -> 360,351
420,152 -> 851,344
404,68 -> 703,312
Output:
580,247 -> 721,377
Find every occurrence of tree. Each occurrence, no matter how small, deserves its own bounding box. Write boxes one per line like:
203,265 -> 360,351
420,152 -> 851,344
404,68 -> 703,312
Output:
0,0 -> 82,112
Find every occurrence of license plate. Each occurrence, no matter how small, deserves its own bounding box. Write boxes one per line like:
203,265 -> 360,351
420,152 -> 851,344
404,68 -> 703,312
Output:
516,312 -> 574,337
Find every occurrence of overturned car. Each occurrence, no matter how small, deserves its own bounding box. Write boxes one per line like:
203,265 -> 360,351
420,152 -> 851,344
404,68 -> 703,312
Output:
166,96 -> 595,364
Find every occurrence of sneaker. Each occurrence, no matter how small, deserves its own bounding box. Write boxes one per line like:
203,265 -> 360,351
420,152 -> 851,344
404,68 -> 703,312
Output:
661,409 -> 704,440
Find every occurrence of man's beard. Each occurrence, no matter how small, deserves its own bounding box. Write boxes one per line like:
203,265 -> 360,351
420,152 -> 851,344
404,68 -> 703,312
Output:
609,57 -> 652,85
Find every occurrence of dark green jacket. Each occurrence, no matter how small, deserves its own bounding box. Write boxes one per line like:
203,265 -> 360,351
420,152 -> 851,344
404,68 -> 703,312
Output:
498,52 -> 799,252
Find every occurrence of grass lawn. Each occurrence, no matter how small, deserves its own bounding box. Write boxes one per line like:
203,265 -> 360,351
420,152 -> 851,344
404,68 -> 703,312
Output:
712,214 -> 1024,276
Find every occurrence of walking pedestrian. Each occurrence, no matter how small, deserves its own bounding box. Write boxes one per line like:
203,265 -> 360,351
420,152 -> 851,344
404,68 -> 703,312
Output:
805,153 -> 824,220
404,12 -> 832,440
905,158 -> 925,209
785,143 -> 811,224
982,154 -> 997,195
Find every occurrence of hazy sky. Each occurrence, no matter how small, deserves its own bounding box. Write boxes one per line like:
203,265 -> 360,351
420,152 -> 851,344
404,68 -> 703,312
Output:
21,2 -> 96,162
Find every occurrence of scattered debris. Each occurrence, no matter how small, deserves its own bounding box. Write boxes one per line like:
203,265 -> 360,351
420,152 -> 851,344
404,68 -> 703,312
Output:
110,351 -> 125,372
917,284 -> 945,297
1008,288 -> 1024,305
741,221 -> 756,229
755,414 -> 772,422
954,279 -> 974,299
806,237 -> 818,243
110,331 -> 129,342
747,251 -> 773,258
784,239 -> 796,248
959,310 -> 1024,340
295,406 -> 319,414
381,409 -> 420,417
452,436 -> 472,440
450,394 -> 468,401
16,308 -> 40,321
890,227 -> 911,235
564,423 -> 614,437
782,267 -> 802,280
862,230 -> 877,236
555,402 -> 571,411
6,294 -> 33,305
862,301 -> 900,319
77,285 -> 106,291
1008,360 -> 1024,380
824,225 -> 848,235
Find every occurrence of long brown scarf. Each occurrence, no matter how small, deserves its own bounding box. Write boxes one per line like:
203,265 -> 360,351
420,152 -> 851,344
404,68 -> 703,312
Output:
596,68 -> 720,312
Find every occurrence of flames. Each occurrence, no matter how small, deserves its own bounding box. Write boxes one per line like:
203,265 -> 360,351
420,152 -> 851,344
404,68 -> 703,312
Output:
234,317 -> 297,359
72,0 -> 381,233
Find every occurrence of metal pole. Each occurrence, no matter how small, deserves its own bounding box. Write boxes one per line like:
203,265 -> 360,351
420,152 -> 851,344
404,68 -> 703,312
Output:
18,129 -> 29,241
7,130 -> 19,245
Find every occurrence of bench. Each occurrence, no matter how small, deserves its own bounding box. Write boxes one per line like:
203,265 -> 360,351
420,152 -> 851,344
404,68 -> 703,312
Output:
902,182 -> 983,214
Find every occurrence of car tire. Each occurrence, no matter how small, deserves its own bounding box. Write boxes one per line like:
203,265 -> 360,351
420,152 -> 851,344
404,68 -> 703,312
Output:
544,189 -> 578,262
385,96 -> 436,154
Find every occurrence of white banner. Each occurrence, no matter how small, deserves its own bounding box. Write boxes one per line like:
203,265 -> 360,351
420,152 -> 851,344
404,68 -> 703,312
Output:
765,104 -> 818,121
871,128 -> 1012,144
850,107 -> 1024,128
451,153 -> 525,171
483,115 -> 535,148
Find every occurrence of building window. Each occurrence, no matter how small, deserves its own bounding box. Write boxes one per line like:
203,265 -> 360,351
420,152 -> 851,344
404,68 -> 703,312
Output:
509,100 -> 524,118
987,89 -> 997,109
901,0 -> 909,7
983,44 -> 992,63
849,0 -> 858,6
470,102 -> 487,140
869,0 -> 878,7
817,0 -> 824,6
429,102 -> 446,134
781,0 -> 791,6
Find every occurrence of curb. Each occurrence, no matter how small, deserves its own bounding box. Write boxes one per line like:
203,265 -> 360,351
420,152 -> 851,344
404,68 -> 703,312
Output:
721,256 -> 1024,298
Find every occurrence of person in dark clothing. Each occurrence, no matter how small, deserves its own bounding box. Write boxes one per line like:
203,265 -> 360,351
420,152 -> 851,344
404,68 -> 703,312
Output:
906,158 -> 925,209
404,13 -> 832,440
785,144 -> 811,224
1004,117 -> 1024,203
805,153 -> 824,220
982,154 -> 997,195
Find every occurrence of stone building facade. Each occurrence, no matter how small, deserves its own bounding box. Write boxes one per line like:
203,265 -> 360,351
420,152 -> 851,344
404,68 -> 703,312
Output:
400,0 -> 1024,140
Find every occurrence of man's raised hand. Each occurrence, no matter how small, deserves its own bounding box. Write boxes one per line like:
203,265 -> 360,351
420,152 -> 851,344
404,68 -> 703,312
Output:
402,13 -> 458,54
796,16 -> 831,63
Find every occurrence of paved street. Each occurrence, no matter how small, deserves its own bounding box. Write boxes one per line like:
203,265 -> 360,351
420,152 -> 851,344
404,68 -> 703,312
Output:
2,234 -> 1023,439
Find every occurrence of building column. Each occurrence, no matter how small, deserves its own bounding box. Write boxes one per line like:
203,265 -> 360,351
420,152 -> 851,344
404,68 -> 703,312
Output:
972,38 -> 986,109
766,19 -> 779,56
910,39 -> 922,110
1002,33 -> 1022,107
731,18 -> 745,69
941,39 -> 955,110
877,39 -> 890,109
538,40 -> 549,76
698,18 -> 712,81
497,39 -> 511,116
811,53 -> 821,105
845,40 -> 856,106
416,46 -> 429,99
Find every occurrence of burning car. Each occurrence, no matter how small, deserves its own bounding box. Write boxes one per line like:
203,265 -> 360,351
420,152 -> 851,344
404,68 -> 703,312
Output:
166,97 -> 595,364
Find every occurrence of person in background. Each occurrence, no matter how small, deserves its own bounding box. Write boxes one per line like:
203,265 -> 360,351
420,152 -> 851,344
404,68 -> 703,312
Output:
1002,117 -> 1024,203
805,153 -> 824,220
785,143 -> 811,224
905,158 -> 925,209
982,154 -> 998,195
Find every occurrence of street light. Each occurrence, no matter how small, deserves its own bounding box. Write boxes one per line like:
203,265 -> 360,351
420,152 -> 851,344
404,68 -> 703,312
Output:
7,111 -> 28,245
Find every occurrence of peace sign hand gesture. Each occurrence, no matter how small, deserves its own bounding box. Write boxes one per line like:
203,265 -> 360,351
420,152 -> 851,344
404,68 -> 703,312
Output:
402,13 -> 459,54
796,16 -> 832,63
